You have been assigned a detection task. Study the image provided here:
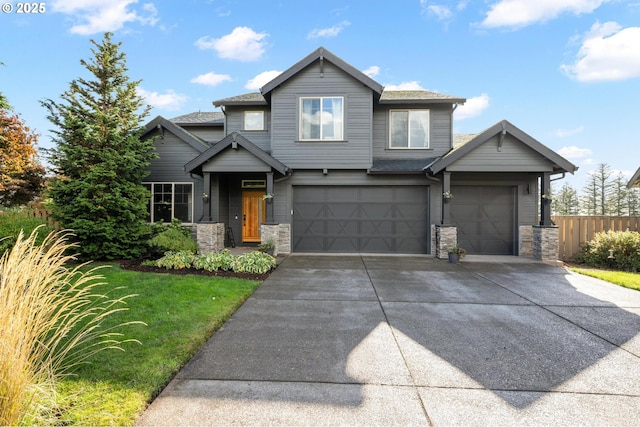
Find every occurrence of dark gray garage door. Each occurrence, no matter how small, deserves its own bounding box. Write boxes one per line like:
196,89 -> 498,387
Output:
293,186 -> 429,253
449,185 -> 516,255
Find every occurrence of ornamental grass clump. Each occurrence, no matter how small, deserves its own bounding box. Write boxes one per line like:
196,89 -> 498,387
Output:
0,227 -> 142,425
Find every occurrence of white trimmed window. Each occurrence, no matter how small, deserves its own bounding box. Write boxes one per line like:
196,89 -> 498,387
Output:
143,182 -> 194,224
389,110 -> 430,149
244,111 -> 265,131
300,96 -> 344,140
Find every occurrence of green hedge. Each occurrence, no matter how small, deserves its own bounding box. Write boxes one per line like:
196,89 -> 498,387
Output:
573,230 -> 640,272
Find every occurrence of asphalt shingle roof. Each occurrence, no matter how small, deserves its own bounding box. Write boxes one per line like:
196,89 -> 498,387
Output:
170,112 -> 225,125
380,90 -> 465,104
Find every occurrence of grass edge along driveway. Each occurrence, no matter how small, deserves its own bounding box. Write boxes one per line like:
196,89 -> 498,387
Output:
52,263 -> 261,426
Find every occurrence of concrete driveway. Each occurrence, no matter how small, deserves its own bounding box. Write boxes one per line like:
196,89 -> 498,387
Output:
136,255 -> 640,426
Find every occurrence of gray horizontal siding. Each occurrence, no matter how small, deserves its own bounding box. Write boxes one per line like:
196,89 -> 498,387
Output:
145,129 -> 205,222
372,105 -> 452,159
202,147 -> 271,173
146,130 -> 202,182
270,61 -> 372,169
447,135 -> 553,172
224,106 -> 272,151
182,127 -> 224,144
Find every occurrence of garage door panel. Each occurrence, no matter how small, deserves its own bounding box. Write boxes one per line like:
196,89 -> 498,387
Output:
293,186 -> 429,253
450,186 -> 515,255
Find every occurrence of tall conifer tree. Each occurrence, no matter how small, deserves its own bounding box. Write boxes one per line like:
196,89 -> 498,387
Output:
42,33 -> 156,259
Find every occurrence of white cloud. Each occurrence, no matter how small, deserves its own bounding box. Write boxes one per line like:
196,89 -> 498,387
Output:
307,21 -> 350,39
480,0 -> 609,29
51,0 -> 158,35
555,126 -> 584,137
245,70 -> 282,90
557,145 -> 592,159
384,81 -> 426,91
362,66 -> 380,78
190,72 -> 232,87
424,4 -> 453,20
195,27 -> 268,62
454,93 -> 490,120
561,21 -> 640,82
137,87 -> 187,111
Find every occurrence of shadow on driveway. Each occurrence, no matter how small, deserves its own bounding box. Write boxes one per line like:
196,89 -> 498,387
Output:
137,255 -> 640,425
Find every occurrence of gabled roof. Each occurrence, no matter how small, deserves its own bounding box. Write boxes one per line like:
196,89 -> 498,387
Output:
426,120 -> 578,175
260,47 -> 384,97
171,112 -> 225,125
627,167 -> 640,189
185,132 -> 289,176
379,90 -> 465,105
213,92 -> 267,107
142,116 -> 210,153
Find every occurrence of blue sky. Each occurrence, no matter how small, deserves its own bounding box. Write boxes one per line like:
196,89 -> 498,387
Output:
1,0 -> 639,191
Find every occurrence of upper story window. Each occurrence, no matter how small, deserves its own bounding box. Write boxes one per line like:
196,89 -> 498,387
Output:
389,110 -> 430,149
300,96 -> 343,141
244,111 -> 265,131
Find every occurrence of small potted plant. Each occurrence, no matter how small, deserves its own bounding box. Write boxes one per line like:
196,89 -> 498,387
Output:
447,245 -> 466,264
257,238 -> 276,256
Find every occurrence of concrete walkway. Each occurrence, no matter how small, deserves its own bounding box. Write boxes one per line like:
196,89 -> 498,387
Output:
136,255 -> 640,426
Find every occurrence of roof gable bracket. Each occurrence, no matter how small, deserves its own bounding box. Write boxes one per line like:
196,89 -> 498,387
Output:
231,133 -> 238,150
498,123 -> 506,152
319,48 -> 324,77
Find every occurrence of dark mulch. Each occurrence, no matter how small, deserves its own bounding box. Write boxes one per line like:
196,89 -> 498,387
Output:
119,259 -> 272,281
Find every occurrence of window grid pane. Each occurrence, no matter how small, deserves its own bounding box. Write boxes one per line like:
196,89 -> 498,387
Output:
145,182 -> 194,224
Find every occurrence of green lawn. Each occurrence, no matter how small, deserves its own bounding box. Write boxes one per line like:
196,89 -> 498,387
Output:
51,264 -> 262,426
570,267 -> 640,291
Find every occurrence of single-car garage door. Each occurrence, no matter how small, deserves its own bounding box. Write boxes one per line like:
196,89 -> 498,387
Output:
450,185 -> 516,255
293,186 -> 430,253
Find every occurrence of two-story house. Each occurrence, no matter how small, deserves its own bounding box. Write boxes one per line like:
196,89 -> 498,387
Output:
141,47 -> 577,259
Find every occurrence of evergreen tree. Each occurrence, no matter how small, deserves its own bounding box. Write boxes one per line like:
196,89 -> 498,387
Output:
581,163 -> 614,215
552,183 -> 580,215
610,173 -> 629,216
628,188 -> 640,216
42,33 -> 156,260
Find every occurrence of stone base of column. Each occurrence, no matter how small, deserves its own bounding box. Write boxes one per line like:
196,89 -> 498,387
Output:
260,223 -> 291,256
196,222 -> 225,254
532,225 -> 559,263
519,225 -> 533,257
435,225 -> 457,259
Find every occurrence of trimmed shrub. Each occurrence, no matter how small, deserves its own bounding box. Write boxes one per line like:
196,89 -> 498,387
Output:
573,230 -> 640,272
148,227 -> 198,254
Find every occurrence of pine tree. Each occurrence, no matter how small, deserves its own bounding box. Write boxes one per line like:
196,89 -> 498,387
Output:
42,33 -> 156,260
610,173 -> 629,216
581,163 -> 614,215
552,183 -> 580,215
0,109 -> 46,206
628,188 -> 640,216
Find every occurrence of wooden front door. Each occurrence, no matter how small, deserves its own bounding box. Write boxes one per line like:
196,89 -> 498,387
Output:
242,190 -> 266,243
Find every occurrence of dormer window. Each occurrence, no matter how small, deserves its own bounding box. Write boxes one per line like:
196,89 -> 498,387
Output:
244,111 -> 265,131
300,96 -> 344,141
390,110 -> 430,149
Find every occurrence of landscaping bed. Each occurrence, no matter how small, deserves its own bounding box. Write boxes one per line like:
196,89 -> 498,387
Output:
119,258 -> 272,281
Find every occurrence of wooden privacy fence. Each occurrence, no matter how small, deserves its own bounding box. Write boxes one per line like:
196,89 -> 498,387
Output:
553,216 -> 640,261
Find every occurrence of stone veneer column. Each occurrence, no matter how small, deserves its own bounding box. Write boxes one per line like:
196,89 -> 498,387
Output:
196,223 -> 225,254
435,225 -> 457,259
260,223 -> 291,256
519,225 -> 533,257
532,226 -> 559,262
